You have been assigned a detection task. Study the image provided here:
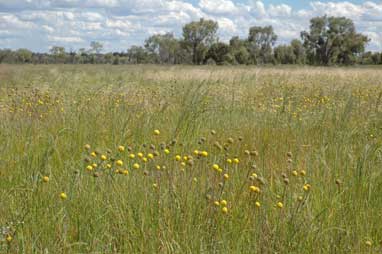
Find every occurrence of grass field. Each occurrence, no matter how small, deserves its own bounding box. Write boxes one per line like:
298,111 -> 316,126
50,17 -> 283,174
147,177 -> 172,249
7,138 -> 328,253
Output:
1,64 -> 382,253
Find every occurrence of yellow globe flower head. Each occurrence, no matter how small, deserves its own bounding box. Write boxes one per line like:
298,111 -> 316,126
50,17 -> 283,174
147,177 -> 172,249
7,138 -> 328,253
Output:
60,192 -> 67,200
129,153 -> 135,159
86,165 -> 93,171
153,129 -> 160,135
220,200 -> 227,206
175,155 -> 181,161
180,162 -> 186,167
92,163 -> 97,168
133,163 -> 140,169
212,164 -> 219,170
223,173 -> 229,180
249,185 -> 261,193
42,176 -> 50,183
277,202 -> 283,208
233,158 -> 239,164
193,177 -> 198,183
90,151 -> 97,157
116,160 -> 123,166
156,165 -> 161,170
217,168 -> 223,173
251,173 -> 258,178
101,155 -> 107,161
214,201 -> 220,206
147,153 -> 154,159
118,145 -> 125,152
106,164 -> 112,169
164,149 -> 170,155
297,196 -> 303,202
153,183 -> 158,188
122,170 -> 129,175
137,152 -> 143,158
365,240 -> 372,247
292,170 -> 298,176
183,156 -> 188,161
84,144 -> 91,150
6,235 -> 12,242
142,157 -> 148,163
201,151 -> 208,157
193,150 -> 199,155
255,201 -> 261,208
300,170 -> 306,176
303,183 -> 311,191
226,158 -> 232,164
222,207 -> 228,214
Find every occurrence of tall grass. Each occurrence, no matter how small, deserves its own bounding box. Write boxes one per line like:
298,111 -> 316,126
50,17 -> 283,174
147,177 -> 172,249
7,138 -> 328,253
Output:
0,64 -> 382,253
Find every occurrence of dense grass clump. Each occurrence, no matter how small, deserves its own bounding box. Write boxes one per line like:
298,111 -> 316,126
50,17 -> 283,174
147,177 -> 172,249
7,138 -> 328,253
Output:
0,65 -> 382,253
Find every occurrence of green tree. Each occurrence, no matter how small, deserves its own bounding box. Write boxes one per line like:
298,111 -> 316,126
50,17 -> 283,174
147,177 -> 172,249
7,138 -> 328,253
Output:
247,26 -> 277,64
182,18 -> 218,64
301,16 -> 369,65
145,33 -> 183,64
229,36 -> 250,64
205,42 -> 232,65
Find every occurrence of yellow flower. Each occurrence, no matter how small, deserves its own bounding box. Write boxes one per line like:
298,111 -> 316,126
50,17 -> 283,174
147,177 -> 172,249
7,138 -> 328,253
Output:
214,201 -> 220,206
193,177 -> 198,183
116,160 -> 123,166
223,173 -> 229,180
42,176 -> 50,182
233,158 -> 239,164
101,155 -> 107,161
153,129 -> 160,135
277,202 -> 283,208
249,185 -> 260,193
300,170 -> 306,176
255,201 -> 261,208
226,158 -> 232,164
142,157 -> 148,163
201,151 -> 208,157
297,196 -> 303,202
156,165 -> 161,170
137,152 -> 143,158
118,145 -> 125,152
365,240 -> 372,247
6,235 -> 12,242
175,155 -> 181,161
92,163 -> 97,168
220,200 -> 227,206
84,144 -> 91,150
86,165 -> 93,171
129,153 -> 135,159
212,164 -> 219,170
292,170 -> 298,176
303,184 -> 311,191
222,207 -> 228,214
164,149 -> 170,154
183,156 -> 188,161
90,151 -> 97,157
153,183 -> 158,188
122,170 -> 129,175
133,163 -> 140,169
60,192 -> 67,200
180,162 -> 186,167
148,153 -> 154,159
251,173 -> 258,178
106,164 -> 112,169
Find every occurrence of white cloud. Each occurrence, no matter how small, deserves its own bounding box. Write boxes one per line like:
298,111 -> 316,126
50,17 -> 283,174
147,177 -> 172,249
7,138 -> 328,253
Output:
0,0 -> 382,52
199,0 -> 238,14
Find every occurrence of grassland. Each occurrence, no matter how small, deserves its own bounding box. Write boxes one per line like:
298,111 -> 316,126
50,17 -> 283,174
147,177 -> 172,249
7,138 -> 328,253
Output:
0,64 -> 382,253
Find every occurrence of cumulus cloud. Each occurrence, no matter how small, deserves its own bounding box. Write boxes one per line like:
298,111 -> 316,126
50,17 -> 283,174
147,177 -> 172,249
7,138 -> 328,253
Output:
0,0 -> 381,52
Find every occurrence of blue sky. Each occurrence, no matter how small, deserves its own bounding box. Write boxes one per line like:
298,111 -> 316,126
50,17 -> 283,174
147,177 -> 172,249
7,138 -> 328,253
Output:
1,0 -> 382,52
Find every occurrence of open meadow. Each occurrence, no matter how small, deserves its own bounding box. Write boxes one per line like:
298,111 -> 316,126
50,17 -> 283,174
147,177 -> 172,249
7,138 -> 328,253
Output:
1,64 -> 382,253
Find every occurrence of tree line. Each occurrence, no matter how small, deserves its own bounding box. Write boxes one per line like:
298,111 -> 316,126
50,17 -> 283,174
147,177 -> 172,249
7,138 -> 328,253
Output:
1,16 -> 382,66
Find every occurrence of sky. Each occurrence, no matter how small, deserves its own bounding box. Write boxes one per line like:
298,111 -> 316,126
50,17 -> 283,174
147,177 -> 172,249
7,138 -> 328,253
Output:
0,0 -> 382,52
